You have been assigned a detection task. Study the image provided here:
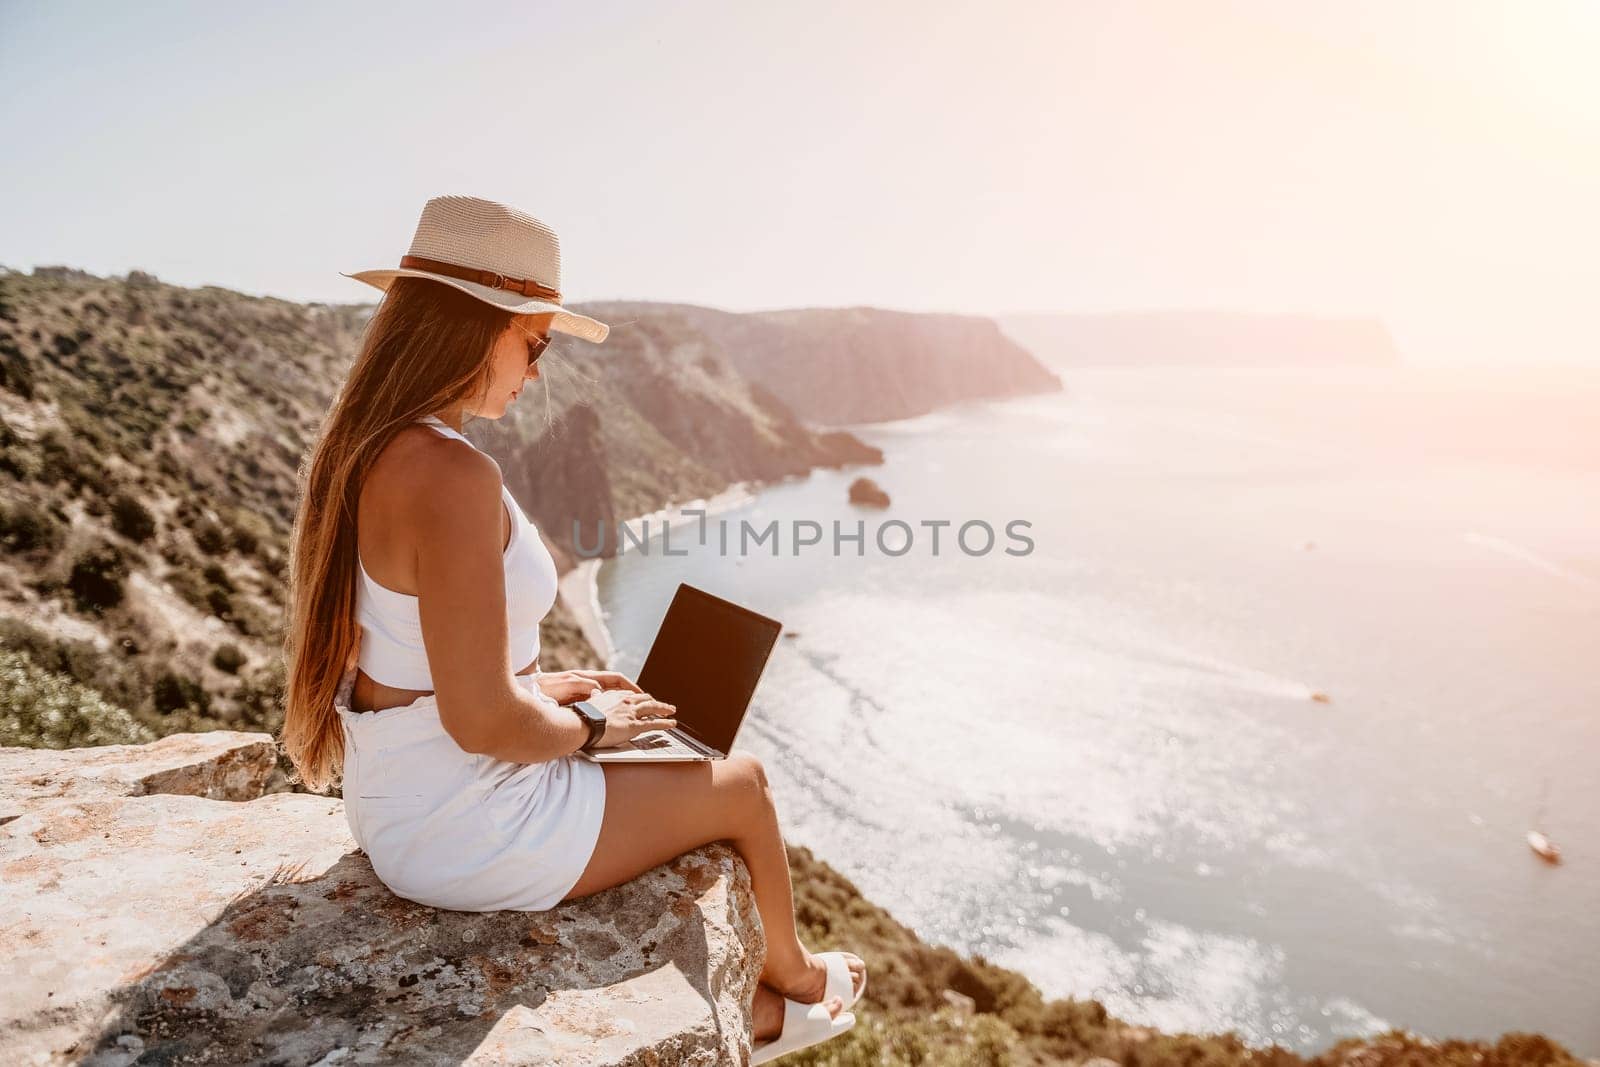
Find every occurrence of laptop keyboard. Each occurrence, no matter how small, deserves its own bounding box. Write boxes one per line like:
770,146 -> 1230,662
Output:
628,730 -> 697,754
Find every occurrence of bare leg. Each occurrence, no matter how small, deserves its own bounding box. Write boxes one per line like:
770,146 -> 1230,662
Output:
562,752 -> 862,1011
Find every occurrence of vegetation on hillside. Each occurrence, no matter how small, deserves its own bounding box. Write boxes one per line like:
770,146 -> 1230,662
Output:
0,267 -> 883,744
0,267 -> 365,744
782,844 -> 1583,1066
0,267 -> 1580,1065
0,646 -> 154,748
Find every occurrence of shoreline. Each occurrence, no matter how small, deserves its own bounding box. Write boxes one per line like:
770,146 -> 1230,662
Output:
554,480 -> 759,670
556,558 -> 613,667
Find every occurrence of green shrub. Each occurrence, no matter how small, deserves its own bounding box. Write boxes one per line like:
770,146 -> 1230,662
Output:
201,561 -> 234,591
234,659 -> 285,731
212,642 -> 246,674
0,615 -> 148,712
37,427 -> 111,495
222,506 -> 271,556
966,1015 -> 1018,1067
0,648 -> 155,749
109,490 -> 157,542
205,585 -> 233,619
67,539 -> 129,612
0,437 -> 43,479
0,499 -> 65,553
152,668 -> 208,714
0,333 -> 34,399
165,564 -> 211,614
228,596 -> 279,640
193,516 -> 228,555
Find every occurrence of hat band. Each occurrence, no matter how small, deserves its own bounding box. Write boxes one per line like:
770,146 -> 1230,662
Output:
398,254 -> 563,303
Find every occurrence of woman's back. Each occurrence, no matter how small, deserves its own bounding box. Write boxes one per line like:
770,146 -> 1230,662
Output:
351,416 -> 556,711
356,418 -> 513,594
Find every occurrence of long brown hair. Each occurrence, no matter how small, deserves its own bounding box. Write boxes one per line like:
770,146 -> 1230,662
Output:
280,277 -> 516,792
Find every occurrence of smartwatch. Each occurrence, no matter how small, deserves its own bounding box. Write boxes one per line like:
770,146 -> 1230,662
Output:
570,700 -> 607,752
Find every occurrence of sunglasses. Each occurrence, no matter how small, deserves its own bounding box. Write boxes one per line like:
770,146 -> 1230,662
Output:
518,325 -> 553,368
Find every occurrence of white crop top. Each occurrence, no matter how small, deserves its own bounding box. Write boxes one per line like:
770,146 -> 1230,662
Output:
354,414 -> 559,690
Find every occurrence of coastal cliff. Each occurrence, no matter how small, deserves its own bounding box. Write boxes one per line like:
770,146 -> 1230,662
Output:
2,733 -> 1583,1067
0,268 -> 894,744
0,267 -> 1583,1065
469,305 -> 885,563
574,300 -> 1066,426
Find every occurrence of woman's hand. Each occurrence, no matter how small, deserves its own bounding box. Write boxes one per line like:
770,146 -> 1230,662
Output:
594,691 -> 679,749
535,669 -> 644,707
568,669 -> 643,694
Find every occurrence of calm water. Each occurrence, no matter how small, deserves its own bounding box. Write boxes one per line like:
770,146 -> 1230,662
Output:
594,367 -> 1600,1055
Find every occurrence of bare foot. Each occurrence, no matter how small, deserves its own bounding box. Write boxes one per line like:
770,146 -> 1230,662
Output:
762,951 -> 867,1012
752,983 -> 845,1042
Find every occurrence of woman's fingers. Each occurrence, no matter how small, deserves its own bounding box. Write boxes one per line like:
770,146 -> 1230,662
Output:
573,669 -> 643,693
625,697 -> 677,721
597,691 -> 676,734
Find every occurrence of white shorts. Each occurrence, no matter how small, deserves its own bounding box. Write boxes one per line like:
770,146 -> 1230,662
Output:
333,667 -> 607,912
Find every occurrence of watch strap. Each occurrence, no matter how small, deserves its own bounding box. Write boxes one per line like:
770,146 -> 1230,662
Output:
572,700 -> 607,752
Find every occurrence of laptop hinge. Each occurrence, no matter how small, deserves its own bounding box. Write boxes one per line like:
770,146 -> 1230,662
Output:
677,729 -> 721,758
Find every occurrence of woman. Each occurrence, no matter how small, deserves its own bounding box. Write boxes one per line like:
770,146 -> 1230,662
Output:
279,195 -> 865,1062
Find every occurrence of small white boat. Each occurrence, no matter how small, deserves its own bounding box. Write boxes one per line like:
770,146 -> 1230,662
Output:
1526,829 -> 1562,865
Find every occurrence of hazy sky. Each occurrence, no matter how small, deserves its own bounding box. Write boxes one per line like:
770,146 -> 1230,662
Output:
2,1 -> 1597,365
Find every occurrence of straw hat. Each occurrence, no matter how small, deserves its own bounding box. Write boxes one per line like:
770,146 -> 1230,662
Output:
344,195 -> 609,343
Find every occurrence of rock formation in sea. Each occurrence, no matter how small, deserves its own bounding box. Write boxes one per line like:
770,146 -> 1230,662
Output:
848,475 -> 891,507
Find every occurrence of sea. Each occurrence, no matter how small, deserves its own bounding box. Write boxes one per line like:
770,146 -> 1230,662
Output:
590,366 -> 1600,1056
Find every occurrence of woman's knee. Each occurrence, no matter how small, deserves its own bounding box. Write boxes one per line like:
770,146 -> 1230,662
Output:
719,752 -> 773,811
735,750 -> 769,784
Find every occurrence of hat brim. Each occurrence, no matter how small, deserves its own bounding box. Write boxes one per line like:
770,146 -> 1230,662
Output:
342,268 -> 610,343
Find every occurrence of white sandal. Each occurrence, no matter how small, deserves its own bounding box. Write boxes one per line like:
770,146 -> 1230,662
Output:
818,950 -> 867,1010
749,951 -> 866,1064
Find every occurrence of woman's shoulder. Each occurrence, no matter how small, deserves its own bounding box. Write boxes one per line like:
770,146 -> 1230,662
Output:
364,423 -> 504,516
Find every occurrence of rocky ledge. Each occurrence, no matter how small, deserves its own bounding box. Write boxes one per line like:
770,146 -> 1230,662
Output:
0,734 -> 764,1066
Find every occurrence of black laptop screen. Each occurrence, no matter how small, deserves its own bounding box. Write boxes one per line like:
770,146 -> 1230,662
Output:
634,584 -> 782,755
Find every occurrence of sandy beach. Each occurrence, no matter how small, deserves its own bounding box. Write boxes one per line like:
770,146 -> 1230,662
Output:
556,558 -> 613,667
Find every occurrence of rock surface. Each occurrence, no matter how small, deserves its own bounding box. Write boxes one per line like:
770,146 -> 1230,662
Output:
0,730 -> 275,824
0,733 -> 764,1066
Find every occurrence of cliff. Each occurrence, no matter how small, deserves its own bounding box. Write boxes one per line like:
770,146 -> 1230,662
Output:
1,268 -> 1583,1066
467,307 -> 883,563
0,268 -> 885,748
0,732 -> 763,1066
4,734 -> 1584,1067
999,311 -> 1402,368
575,300 -> 1065,426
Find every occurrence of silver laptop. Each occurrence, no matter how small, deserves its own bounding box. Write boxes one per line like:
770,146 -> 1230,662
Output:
576,583 -> 782,763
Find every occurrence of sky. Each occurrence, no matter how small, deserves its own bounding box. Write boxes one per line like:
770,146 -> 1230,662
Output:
1,0 -> 1597,365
